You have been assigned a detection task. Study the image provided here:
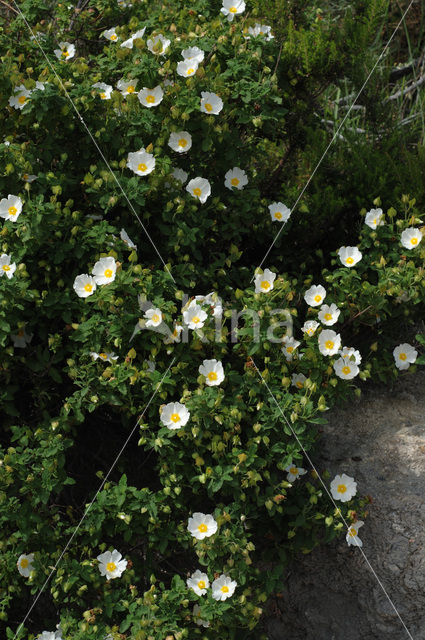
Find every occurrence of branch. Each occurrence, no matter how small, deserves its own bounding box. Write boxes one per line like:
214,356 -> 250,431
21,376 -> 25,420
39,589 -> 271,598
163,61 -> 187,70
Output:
0,0 -> 19,14
385,74 -> 425,102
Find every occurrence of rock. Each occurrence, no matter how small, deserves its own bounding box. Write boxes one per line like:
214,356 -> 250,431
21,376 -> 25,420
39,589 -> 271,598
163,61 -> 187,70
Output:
266,371 -> 425,640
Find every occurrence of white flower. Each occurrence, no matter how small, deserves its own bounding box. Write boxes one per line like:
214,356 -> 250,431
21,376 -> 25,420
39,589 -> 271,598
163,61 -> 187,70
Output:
285,464 -> 307,482
221,0 -> 245,22
254,268 -> 276,293
182,46 -> 204,64
269,202 -> 291,222
365,208 -> 384,229
211,574 -> 237,600
92,256 -> 116,285
164,323 -> 183,344
304,284 -> 326,307
400,227 -> 422,250
90,351 -> 118,363
144,308 -> 162,327
54,42 -> 75,60
186,177 -> 211,203
11,326 -> 33,348
245,23 -> 274,39
168,131 -> 192,153
333,357 -> 359,380
193,604 -> 210,627
177,59 -> 198,77
17,553 -> 34,577
0,195 -> 23,221
330,474 -> 357,502
97,549 -> 128,580
22,173 -> 37,182
160,402 -> 190,430
35,81 -> 47,91
200,91 -> 223,115
224,167 -> 248,190
337,246 -> 362,268
318,329 -> 341,356
318,303 -> 340,326
147,34 -> 170,55
187,512 -> 218,539
121,28 -> 146,49
301,320 -> 319,336
339,347 -> 362,365
346,521 -> 364,547
291,373 -> 307,389
73,274 -> 96,297
171,167 -> 188,184
102,27 -> 119,42
199,359 -> 225,386
120,228 -> 137,250
37,632 -> 59,640
282,335 -> 300,361
9,85 -> 31,110
138,85 -> 163,107
393,343 -> 417,370
92,82 -> 113,100
0,254 -> 16,279
183,304 -> 208,329
187,569 -> 209,595
116,78 -> 138,96
127,149 -> 155,176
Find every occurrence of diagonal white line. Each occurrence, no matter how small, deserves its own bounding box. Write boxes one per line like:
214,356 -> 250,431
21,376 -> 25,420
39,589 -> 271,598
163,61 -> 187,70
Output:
249,356 -> 415,640
252,0 -> 415,279
12,1 -> 175,283
13,357 -> 176,640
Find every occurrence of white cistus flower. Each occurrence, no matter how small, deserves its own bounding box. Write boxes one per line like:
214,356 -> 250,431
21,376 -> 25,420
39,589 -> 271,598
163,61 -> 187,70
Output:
346,521 -> 364,547
160,402 -> 190,430
199,359 -> 225,386
246,23 -> 274,39
400,227 -> 422,250
177,59 -> 198,77
0,195 -> 23,221
17,553 -> 34,577
90,351 -> 118,363
0,254 -> 16,279
365,208 -> 384,229
183,304 -> 208,329
127,149 -> 155,176
291,373 -> 307,389
54,41 -> 75,60
186,177 -> 211,203
168,131 -> 192,153
9,85 -> 32,110
73,274 -> 97,297
187,512 -> 218,539
97,549 -> 128,580
285,464 -> 307,482
92,82 -> 113,100
200,91 -> 223,114
254,268 -> 276,293
330,473 -> 357,502
318,303 -> 340,327
147,34 -> 170,55
102,27 -> 119,41
187,569 -> 209,595
318,329 -> 341,356
304,284 -> 326,307
171,167 -> 188,184
144,308 -> 162,327
138,85 -> 164,107
302,320 -> 319,336
333,357 -> 359,380
211,574 -> 237,600
182,46 -> 204,64
337,246 -> 362,268
116,78 -> 138,96
224,167 -> 248,190
193,603 -> 210,627
269,202 -> 291,222
121,27 -> 146,48
393,343 -> 417,370
11,326 -> 33,348
339,347 -> 362,365
221,0 -> 246,21
92,256 -> 117,285
120,228 -> 137,250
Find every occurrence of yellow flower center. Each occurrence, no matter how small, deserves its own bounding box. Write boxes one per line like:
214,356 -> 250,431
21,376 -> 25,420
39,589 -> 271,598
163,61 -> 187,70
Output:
127,85 -> 135,93
187,68 -> 195,75
84,283 -> 93,292
178,138 -> 187,147
290,467 -> 298,475
373,219 -> 377,225
192,316 -> 200,324
138,163 -> 147,172
170,413 -> 180,423
314,294 -> 321,303
348,527 -> 357,537
296,381 -> 303,389
18,95 -> 27,104
346,257 -> 354,265
111,34 -> 117,41
8,206 -> 17,216
146,94 -> 155,103
62,50 -> 69,58
261,280 -> 271,290
411,237 -> 418,245
342,365 -> 351,375
204,102 -> 213,112
274,211 -> 282,219
324,313 -> 332,321
231,177 -> 240,186
99,353 -> 107,359
106,562 -> 117,572
229,6 -> 237,12
198,580 -> 206,589
2,264 -> 10,271
399,353 -> 407,360
151,314 -> 160,323
286,346 -> 294,353
221,585 -> 229,592
307,329 -> 314,335
325,340 -> 334,350
337,484 -> 347,494
104,269 -> 113,278
198,523 -> 208,533
193,187 -> 202,196
20,558 -> 29,568
100,92 -> 106,99
207,371 -> 217,381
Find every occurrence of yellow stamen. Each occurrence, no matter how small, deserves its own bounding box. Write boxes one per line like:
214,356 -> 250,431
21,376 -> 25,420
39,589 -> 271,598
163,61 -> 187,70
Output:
178,138 -> 187,148
325,340 -> 334,350
411,237 -> 418,245
204,103 -> 213,112
138,163 -> 147,172
84,283 -> 93,292
20,558 -> 29,568
127,85 -> 135,93
324,313 -> 332,321
231,177 -> 240,186
346,257 -> 354,265
18,95 -> 27,105
221,585 -> 229,592
193,187 -> 202,196
207,371 -> 217,381
106,561 -> 116,572
198,523 -> 207,533
337,484 -> 347,494
8,206 -> 17,216
274,212 -> 282,219
187,68 -> 195,75
198,580 -> 206,589
104,269 -> 113,278
314,294 -> 321,303
399,353 -> 407,361
146,94 -> 155,103
261,280 -> 271,290
170,413 -> 180,423
341,366 -> 351,375
2,265 -> 10,271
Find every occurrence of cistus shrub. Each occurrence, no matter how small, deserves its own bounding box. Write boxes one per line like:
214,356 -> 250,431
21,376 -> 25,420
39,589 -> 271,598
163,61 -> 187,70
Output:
0,0 -> 424,639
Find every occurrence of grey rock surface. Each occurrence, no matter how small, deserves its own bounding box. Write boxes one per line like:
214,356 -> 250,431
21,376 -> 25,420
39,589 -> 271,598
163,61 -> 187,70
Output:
266,371 -> 425,640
